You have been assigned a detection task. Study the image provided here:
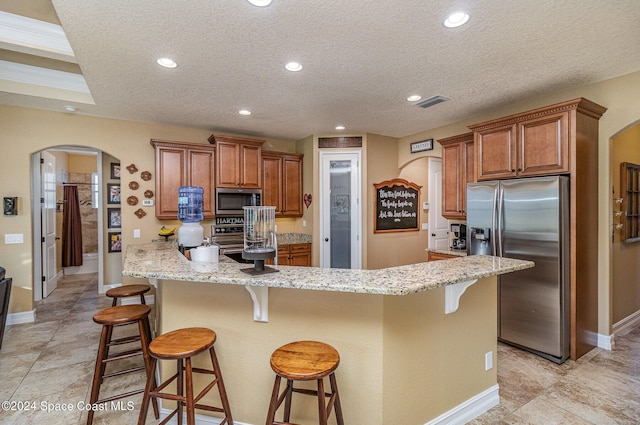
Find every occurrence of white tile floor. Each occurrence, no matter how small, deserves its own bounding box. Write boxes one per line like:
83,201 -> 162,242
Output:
1,273 -> 639,424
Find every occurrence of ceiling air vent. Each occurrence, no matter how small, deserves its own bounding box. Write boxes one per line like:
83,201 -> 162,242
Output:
415,95 -> 450,109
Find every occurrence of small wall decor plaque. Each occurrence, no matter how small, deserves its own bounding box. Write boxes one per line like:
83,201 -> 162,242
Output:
144,190 -> 154,198
126,164 -> 138,174
410,139 -> 433,153
141,171 -> 152,181
129,181 -> 139,190
127,196 -> 138,206
134,208 -> 146,218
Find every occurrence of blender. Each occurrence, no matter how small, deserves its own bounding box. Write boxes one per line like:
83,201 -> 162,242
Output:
241,206 -> 278,275
177,186 -> 205,251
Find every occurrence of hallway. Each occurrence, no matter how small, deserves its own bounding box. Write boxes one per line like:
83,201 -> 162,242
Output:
1,273 -> 639,424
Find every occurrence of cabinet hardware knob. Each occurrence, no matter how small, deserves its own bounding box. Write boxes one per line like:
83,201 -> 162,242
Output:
511,169 -> 516,172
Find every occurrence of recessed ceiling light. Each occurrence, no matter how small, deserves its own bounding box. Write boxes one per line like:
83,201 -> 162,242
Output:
248,0 -> 272,6
63,105 -> 77,113
443,11 -> 470,28
239,109 -> 252,116
407,95 -> 422,102
335,125 -> 346,130
156,57 -> 178,68
285,62 -> 303,72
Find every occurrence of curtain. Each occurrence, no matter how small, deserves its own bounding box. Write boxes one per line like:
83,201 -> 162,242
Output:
62,185 -> 83,267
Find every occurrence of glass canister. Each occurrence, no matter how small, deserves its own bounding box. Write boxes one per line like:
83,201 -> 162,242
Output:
178,186 -> 204,223
241,206 -> 278,274
243,206 -> 276,253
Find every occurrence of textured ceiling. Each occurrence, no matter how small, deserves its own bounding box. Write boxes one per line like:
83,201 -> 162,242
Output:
1,0 -> 640,141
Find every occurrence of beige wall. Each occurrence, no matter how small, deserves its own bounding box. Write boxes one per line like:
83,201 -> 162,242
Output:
399,70 -> 640,336
611,123 -> 640,324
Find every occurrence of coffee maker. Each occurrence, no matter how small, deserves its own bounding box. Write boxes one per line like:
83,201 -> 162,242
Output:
450,223 -> 467,250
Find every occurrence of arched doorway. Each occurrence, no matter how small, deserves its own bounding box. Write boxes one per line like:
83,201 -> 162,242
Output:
31,146 -> 122,301
610,121 -> 640,334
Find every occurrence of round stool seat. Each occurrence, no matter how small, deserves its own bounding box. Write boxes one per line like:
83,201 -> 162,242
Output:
106,284 -> 150,299
270,340 -> 340,380
149,327 -> 216,360
93,304 -> 151,325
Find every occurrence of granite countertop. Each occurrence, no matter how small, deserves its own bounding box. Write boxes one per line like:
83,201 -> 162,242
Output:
426,248 -> 468,257
123,243 -> 532,296
276,233 -> 312,245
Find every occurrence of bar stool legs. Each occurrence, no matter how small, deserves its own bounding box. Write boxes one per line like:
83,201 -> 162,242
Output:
266,340 -> 344,425
138,327 -> 233,425
87,304 -> 159,425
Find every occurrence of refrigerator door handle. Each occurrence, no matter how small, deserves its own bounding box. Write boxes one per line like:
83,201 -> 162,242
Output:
492,188 -> 498,255
497,188 -> 504,257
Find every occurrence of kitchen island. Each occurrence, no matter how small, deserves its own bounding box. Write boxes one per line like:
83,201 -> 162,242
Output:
123,242 -> 532,425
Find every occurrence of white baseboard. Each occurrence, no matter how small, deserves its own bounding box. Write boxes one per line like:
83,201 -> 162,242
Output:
424,384 -> 500,425
613,309 -> 640,336
158,406 -> 251,425
598,332 -> 614,350
6,309 -> 36,325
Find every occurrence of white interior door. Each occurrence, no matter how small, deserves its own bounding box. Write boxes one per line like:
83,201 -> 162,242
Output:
320,151 -> 362,269
428,157 -> 449,249
41,151 -> 58,297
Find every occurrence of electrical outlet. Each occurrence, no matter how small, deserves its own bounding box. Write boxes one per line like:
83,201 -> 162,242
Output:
133,229 -> 141,238
485,351 -> 493,371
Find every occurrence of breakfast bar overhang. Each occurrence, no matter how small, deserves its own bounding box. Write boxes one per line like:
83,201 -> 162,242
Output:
123,243 -> 533,425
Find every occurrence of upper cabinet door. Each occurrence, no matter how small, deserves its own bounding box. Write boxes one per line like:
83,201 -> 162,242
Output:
474,124 -> 517,181
439,132 -> 474,219
517,111 -> 569,177
188,148 -> 216,218
282,155 -> 303,216
210,135 -> 264,188
215,141 -> 241,188
155,144 -> 187,219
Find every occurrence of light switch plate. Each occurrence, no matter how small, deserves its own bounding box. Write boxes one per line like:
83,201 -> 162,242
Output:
5,233 -> 24,244
133,229 -> 141,238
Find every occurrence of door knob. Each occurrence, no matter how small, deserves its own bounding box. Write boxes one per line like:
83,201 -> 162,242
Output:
431,233 -> 436,237
325,238 -> 329,242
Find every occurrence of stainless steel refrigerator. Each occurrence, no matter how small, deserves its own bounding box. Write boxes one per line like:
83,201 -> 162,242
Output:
466,176 -> 570,363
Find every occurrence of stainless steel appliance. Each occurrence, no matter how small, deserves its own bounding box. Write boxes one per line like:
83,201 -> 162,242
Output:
450,223 -> 466,250
215,188 -> 261,216
466,176 -> 570,363
210,216 -> 245,257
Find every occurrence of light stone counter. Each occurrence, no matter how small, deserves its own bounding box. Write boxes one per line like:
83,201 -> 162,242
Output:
275,232 -> 312,245
123,242 -> 531,296
426,248 -> 468,257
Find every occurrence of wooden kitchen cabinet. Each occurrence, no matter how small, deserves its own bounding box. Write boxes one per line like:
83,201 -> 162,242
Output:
208,134 -> 263,188
262,151 -> 304,217
427,251 -> 458,261
438,132 -> 474,219
468,98 -> 607,361
151,139 -> 216,220
471,107 -> 570,181
267,243 -> 311,266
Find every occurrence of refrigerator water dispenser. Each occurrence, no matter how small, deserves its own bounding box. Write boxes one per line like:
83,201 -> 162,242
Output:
469,227 -> 491,255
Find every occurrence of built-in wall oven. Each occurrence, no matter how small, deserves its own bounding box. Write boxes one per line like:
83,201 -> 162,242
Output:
215,188 -> 261,216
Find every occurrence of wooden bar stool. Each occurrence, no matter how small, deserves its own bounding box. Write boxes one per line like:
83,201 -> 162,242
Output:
106,284 -> 151,306
266,340 -> 344,425
138,327 -> 233,425
88,304 -> 158,425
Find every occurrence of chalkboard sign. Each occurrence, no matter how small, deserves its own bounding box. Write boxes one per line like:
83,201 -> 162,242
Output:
374,179 -> 422,233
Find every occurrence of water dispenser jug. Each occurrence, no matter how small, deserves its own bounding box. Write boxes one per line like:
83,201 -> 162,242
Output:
177,186 -> 205,248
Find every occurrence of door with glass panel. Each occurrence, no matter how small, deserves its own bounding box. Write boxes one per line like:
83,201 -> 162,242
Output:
320,151 -> 361,269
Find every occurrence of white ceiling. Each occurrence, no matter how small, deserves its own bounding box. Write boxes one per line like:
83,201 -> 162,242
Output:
1,0 -> 640,141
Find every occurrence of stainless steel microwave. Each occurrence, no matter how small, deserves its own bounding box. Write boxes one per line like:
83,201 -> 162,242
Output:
215,188 -> 261,216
